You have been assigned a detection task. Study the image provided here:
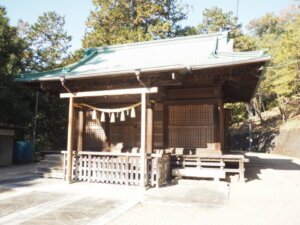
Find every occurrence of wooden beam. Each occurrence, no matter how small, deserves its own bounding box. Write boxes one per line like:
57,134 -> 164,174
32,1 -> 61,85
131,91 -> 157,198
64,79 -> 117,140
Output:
60,87 -> 158,98
164,98 -> 220,105
66,96 -> 75,183
168,87 -> 218,100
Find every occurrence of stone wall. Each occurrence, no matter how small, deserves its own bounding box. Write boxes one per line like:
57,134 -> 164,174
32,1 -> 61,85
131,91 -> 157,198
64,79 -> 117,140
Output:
230,115 -> 300,158
272,115 -> 300,158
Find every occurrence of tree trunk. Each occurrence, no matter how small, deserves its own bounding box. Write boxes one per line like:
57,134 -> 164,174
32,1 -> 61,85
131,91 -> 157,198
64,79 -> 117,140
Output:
251,97 -> 264,125
278,105 -> 286,122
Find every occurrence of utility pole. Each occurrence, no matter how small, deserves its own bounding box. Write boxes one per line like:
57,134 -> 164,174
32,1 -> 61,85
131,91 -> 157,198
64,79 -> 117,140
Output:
32,91 -> 39,160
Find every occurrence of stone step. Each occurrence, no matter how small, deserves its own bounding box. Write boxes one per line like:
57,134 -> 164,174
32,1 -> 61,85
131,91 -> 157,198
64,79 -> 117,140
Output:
34,166 -> 63,173
35,171 -> 64,179
38,160 -> 63,168
34,153 -> 64,179
34,166 -> 64,179
44,154 -> 64,161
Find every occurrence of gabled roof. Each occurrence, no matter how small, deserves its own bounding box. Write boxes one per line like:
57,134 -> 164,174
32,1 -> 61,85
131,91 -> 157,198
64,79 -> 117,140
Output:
17,32 -> 271,82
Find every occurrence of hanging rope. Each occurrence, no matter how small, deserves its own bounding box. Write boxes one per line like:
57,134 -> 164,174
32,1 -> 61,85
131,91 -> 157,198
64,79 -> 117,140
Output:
74,102 -> 141,113
74,102 -> 141,123
76,102 -> 141,113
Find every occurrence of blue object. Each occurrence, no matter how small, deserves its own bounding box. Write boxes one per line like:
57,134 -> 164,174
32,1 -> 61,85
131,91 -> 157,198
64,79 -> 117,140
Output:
13,142 -> 33,163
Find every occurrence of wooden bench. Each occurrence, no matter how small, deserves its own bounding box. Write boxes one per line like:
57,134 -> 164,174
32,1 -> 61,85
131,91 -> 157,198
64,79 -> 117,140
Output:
172,168 -> 226,181
171,154 -> 249,182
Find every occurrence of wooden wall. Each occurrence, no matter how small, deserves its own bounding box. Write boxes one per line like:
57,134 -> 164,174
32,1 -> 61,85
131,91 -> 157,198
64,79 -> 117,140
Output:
74,87 -> 226,152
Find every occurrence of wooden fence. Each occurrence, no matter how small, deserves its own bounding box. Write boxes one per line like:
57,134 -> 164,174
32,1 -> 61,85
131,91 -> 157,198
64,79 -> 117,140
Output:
61,151 -> 171,187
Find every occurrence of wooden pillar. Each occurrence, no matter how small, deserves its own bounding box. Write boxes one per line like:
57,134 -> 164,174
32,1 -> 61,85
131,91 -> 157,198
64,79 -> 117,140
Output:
219,100 -> 225,153
146,102 -> 153,154
77,108 -> 84,151
163,104 -> 168,148
140,92 -> 147,187
66,96 -> 75,183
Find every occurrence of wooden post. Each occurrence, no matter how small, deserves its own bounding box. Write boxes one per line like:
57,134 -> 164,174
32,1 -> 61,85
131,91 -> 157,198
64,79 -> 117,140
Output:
156,157 -> 160,188
146,103 -> 153,154
218,100 -> 225,153
140,92 -> 147,187
66,96 -> 75,183
163,104 -> 168,148
77,108 -> 84,151
239,160 -> 245,183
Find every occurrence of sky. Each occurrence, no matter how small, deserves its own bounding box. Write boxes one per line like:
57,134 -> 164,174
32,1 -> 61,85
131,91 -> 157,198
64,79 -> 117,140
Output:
1,0 -> 294,52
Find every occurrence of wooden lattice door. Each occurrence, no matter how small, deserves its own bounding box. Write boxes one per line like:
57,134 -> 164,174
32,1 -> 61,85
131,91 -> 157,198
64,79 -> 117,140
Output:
168,104 -> 216,148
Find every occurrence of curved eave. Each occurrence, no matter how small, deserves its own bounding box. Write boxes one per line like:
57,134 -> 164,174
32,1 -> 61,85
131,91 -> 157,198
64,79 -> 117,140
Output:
16,56 -> 271,83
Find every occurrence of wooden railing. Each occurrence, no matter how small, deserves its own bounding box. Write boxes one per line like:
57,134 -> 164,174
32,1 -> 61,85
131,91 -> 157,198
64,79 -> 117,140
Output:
171,154 -> 249,182
61,151 -> 171,187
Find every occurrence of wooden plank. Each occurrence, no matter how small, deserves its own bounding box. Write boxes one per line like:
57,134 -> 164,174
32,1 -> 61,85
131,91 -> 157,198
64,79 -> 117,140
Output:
66,96 -> 75,183
168,87 -> 218,100
0,129 -> 14,136
181,161 -> 225,167
60,87 -> 158,98
172,168 -> 226,179
224,168 -> 240,173
69,151 -> 141,157
164,98 -> 220,105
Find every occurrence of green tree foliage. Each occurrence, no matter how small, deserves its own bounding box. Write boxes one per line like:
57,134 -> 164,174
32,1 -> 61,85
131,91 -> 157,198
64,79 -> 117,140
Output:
196,6 -> 256,52
225,103 -> 248,127
18,12 -> 72,151
197,6 -> 241,37
0,7 -> 32,129
248,5 -> 300,121
19,12 -> 72,72
83,0 -> 188,48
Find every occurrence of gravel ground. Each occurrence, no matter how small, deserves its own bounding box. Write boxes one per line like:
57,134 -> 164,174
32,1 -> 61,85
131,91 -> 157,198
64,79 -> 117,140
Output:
108,152 -> 300,225
0,152 -> 300,225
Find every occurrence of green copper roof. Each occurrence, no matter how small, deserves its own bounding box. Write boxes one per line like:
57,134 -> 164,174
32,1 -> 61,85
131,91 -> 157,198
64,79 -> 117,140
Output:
17,32 -> 271,82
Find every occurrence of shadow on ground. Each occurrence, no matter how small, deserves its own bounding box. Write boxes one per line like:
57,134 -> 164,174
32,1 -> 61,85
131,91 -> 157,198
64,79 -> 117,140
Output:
244,154 -> 300,182
0,163 -> 43,194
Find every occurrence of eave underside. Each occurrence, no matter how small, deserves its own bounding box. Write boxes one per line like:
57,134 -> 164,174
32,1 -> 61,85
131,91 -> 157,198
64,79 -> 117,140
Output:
23,61 -> 266,104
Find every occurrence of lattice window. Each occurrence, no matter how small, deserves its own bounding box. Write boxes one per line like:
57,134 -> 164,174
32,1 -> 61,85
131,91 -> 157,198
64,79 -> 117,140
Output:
168,105 -> 215,148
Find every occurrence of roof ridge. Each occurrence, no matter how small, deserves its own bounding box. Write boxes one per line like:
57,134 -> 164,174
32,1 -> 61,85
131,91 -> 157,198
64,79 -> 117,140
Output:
87,31 -> 228,53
